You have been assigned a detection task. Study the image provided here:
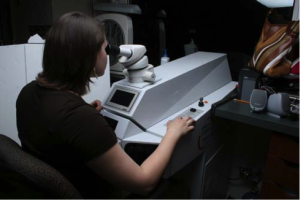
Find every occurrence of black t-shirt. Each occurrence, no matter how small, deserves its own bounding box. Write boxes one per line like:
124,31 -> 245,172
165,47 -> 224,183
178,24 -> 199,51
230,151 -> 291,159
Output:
16,81 -> 117,199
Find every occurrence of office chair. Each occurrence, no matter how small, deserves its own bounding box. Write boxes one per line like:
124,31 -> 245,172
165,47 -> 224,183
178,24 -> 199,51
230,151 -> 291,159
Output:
0,134 -> 82,199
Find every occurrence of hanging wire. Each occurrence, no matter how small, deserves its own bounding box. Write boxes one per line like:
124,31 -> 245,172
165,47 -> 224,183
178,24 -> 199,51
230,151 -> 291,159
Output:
260,85 -> 276,95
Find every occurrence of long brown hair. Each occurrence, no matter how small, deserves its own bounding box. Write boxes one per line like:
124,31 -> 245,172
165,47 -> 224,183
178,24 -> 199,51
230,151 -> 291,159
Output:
37,12 -> 105,96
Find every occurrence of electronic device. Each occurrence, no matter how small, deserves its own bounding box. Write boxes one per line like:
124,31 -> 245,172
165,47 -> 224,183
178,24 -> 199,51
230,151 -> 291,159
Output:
250,89 -> 268,112
101,51 -> 235,175
267,93 -> 290,118
100,50 -> 236,198
106,44 -> 156,83
238,67 -> 262,102
95,13 -> 133,76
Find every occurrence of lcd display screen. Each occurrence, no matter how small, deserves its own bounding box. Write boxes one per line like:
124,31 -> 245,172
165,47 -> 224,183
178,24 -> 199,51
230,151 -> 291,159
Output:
110,90 -> 135,107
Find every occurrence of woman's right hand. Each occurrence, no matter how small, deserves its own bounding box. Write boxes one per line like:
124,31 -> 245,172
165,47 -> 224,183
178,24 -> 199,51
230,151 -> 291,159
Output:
167,116 -> 195,138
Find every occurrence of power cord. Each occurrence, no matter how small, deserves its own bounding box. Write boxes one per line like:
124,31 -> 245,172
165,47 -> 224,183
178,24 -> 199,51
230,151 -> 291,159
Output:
260,85 -> 276,95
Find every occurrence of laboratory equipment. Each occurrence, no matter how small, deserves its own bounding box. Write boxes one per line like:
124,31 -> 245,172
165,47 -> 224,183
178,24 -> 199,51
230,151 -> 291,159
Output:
101,47 -> 237,198
101,45 -> 236,200
106,44 -> 156,83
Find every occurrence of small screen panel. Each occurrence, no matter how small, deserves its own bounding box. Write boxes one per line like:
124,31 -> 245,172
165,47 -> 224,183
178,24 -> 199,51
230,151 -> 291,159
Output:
105,87 -> 139,112
110,90 -> 135,107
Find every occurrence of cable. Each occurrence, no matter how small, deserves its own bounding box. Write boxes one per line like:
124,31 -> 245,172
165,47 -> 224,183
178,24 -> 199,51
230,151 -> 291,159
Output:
260,85 -> 276,95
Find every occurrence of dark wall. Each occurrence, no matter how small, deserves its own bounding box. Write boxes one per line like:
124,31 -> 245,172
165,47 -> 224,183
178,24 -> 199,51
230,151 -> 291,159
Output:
131,0 -> 269,67
2,0 -> 94,45
1,0 -> 275,77
0,0 -> 13,45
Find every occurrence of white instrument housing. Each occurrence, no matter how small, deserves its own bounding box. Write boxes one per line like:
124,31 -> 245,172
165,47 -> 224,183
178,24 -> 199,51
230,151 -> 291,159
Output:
102,51 -> 236,181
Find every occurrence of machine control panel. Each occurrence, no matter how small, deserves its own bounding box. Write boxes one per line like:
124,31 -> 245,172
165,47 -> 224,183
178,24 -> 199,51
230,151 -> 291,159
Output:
105,86 -> 140,112
164,107 -> 203,126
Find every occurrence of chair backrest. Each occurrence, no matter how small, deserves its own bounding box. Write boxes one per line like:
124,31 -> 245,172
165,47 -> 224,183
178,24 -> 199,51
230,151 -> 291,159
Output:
0,134 -> 82,199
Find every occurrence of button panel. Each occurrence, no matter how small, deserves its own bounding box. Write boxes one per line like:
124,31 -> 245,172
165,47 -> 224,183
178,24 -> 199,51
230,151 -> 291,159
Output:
164,108 -> 203,126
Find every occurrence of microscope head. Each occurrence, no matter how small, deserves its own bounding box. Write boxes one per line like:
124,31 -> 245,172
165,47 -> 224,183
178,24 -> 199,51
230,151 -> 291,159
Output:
105,43 -> 156,83
105,44 -> 147,69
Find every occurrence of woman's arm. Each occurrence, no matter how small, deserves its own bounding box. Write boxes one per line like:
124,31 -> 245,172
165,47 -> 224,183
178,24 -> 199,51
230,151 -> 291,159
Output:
86,116 -> 195,196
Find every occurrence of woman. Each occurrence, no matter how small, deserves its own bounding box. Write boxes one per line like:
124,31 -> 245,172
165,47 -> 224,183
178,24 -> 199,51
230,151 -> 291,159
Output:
16,12 -> 195,199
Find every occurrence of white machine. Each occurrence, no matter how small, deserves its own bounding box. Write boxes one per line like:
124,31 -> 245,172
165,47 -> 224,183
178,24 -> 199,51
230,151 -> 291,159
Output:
102,45 -> 236,198
105,44 -> 156,83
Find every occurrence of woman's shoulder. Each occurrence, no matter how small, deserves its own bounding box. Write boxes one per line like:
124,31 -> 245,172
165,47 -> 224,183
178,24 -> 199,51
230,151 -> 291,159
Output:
19,80 -> 38,92
17,81 -> 39,105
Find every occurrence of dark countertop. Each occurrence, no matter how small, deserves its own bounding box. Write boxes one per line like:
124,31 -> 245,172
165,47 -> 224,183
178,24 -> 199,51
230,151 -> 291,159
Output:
214,99 -> 299,137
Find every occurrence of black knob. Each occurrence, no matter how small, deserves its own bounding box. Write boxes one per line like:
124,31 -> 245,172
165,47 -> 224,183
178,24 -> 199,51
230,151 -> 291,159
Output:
198,97 -> 204,107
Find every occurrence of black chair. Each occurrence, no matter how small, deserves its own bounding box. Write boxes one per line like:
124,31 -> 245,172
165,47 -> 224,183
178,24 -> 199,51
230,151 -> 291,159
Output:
0,134 -> 82,199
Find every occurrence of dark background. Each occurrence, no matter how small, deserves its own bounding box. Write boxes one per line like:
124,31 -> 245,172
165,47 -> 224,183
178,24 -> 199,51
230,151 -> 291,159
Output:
0,0 -> 294,80
0,1 -> 270,53
130,1 -> 270,67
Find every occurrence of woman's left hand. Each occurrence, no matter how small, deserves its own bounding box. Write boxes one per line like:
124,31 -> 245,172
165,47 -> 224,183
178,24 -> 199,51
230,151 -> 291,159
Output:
90,100 -> 103,112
